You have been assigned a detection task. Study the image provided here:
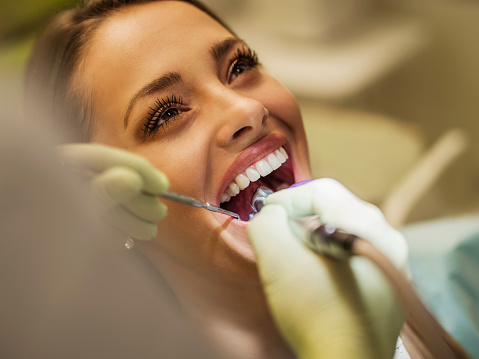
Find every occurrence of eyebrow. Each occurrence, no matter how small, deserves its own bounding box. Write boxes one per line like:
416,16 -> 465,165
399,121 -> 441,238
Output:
210,37 -> 241,62
123,37 -> 242,128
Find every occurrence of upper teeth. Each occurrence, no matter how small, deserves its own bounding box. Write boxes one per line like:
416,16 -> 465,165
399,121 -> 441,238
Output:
220,147 -> 289,203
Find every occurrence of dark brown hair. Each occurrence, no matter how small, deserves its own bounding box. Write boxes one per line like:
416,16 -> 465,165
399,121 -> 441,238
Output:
25,0 -> 233,142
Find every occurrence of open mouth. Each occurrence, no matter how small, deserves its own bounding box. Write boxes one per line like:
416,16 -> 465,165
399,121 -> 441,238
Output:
219,147 -> 295,221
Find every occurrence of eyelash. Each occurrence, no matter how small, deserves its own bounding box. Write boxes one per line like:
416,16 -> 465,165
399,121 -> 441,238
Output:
141,46 -> 259,137
142,94 -> 184,136
227,46 -> 260,84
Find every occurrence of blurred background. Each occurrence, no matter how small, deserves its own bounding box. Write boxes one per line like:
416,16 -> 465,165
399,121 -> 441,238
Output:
1,0 -> 478,225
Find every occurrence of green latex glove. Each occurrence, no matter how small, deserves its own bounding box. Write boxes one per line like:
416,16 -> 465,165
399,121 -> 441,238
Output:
248,178 -> 408,359
58,143 -> 169,240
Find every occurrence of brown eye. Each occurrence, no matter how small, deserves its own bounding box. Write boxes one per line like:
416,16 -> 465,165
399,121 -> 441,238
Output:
163,108 -> 181,120
227,46 -> 259,84
142,95 -> 185,136
229,60 -> 254,82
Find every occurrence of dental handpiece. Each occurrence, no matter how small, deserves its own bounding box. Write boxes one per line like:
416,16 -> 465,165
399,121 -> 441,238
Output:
155,190 -> 240,220
250,185 -> 468,359
250,186 -> 355,258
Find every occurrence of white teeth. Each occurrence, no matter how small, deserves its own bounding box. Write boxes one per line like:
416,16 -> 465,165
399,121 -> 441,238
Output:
229,182 -> 240,195
267,153 -> 281,170
275,149 -> 286,163
235,174 -> 250,190
256,160 -> 273,177
221,193 -> 230,203
245,167 -> 260,182
220,146 -> 290,203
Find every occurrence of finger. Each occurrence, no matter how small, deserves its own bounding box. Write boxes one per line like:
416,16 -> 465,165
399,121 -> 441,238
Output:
263,181 -> 317,217
266,178 -> 364,220
248,204 -> 326,282
303,181 -> 408,270
122,192 -> 168,223
267,178 -> 408,271
91,166 -> 142,208
59,143 -> 169,194
105,205 -> 158,241
92,166 -> 168,223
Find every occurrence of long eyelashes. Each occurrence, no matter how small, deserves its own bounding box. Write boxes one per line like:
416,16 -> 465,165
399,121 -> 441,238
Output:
142,94 -> 184,136
227,46 -> 259,83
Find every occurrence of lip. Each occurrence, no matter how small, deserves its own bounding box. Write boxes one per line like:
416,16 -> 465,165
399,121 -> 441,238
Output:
215,132 -> 289,206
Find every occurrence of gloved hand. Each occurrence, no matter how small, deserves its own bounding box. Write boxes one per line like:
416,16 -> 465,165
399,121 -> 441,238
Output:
58,143 -> 169,240
248,178 -> 408,359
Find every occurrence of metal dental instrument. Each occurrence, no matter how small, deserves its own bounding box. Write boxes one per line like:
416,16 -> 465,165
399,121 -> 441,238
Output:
153,190 -> 240,220
249,186 -> 274,219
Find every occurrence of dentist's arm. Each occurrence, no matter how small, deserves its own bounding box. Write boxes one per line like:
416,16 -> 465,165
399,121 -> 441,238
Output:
248,179 -> 408,359
58,143 -> 169,240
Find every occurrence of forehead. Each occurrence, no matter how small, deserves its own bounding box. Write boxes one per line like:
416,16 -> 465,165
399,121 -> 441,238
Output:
96,2 -> 228,44
86,1 -> 231,67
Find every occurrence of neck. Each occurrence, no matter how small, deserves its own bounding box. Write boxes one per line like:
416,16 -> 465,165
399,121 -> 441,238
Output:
140,244 -> 295,359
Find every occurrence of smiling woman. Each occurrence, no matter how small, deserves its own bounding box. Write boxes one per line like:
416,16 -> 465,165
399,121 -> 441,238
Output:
25,0 -> 312,358
21,1 -> 475,359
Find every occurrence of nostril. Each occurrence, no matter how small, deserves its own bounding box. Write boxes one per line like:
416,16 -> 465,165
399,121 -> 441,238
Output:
233,126 -> 251,140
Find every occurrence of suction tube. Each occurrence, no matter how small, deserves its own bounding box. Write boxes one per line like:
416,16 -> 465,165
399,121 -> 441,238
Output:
249,183 -> 469,359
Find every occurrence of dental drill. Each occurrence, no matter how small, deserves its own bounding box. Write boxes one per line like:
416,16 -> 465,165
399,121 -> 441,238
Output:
249,186 -> 469,359
250,185 -> 357,258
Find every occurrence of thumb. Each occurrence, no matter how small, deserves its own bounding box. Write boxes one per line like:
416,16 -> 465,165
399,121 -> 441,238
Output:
248,204 -> 320,283
91,166 -> 142,208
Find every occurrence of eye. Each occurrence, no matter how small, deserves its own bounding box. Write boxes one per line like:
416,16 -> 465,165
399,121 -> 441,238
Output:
142,95 -> 185,137
227,46 -> 259,84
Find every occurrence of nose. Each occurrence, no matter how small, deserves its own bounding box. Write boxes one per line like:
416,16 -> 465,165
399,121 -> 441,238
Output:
213,90 -> 268,148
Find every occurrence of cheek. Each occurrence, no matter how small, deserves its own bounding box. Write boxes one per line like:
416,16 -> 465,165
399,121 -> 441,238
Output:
134,136 -> 208,195
257,77 -> 303,133
258,77 -> 311,175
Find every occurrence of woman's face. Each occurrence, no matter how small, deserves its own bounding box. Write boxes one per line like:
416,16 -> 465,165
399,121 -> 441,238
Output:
80,1 -> 311,280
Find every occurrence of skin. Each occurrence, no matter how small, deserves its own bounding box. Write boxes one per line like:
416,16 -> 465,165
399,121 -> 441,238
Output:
77,1 -> 312,357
